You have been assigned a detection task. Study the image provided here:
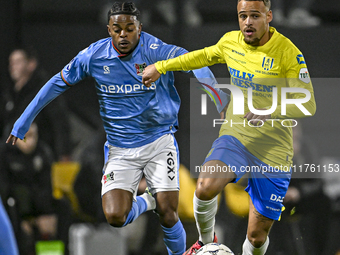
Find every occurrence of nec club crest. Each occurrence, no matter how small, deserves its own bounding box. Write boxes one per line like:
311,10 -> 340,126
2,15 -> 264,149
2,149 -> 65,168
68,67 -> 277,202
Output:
103,172 -> 114,184
135,63 -> 147,76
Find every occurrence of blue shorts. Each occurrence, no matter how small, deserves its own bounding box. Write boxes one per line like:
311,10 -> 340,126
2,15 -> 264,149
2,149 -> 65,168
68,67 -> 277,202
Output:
203,135 -> 291,220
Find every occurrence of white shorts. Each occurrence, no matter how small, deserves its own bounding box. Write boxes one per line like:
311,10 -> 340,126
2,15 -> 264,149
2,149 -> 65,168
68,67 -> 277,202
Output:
101,134 -> 180,197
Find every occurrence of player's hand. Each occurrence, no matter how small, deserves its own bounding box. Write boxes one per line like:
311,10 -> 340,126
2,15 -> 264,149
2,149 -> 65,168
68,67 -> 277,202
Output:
6,134 -> 19,145
142,64 -> 161,87
244,109 -> 271,126
219,102 -> 230,119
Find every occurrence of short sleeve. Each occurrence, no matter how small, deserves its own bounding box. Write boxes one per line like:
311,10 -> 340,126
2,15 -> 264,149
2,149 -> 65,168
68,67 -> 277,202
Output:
284,47 -> 313,92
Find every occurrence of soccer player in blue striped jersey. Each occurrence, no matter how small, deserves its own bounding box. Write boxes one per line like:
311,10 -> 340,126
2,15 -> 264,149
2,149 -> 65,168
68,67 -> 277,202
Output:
6,2 -> 229,255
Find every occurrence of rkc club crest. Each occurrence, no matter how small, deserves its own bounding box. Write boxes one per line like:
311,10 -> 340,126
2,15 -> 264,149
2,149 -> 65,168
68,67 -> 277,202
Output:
262,57 -> 274,71
135,63 -> 147,76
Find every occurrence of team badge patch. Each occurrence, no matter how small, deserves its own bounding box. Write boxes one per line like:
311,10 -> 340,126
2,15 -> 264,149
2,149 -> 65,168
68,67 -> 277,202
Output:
103,171 -> 114,184
135,63 -> 147,76
296,54 -> 306,65
262,57 -> 274,71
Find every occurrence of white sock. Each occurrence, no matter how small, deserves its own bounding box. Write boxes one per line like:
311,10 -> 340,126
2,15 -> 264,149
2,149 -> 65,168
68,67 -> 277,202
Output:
193,192 -> 218,244
242,235 -> 269,255
140,192 -> 156,211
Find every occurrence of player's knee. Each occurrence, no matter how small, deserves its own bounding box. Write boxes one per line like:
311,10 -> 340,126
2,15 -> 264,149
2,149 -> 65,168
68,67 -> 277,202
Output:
247,232 -> 267,248
104,210 -> 128,228
196,183 -> 216,200
157,207 -> 178,228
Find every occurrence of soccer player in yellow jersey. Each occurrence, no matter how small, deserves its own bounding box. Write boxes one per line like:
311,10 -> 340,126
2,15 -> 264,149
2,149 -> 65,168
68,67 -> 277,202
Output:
143,0 -> 316,254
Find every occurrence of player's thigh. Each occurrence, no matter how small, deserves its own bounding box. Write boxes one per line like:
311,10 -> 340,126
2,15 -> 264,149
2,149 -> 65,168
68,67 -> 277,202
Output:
247,198 -> 274,241
101,141 -> 146,192
101,143 -> 145,214
196,160 -> 236,200
197,135 -> 255,200
143,134 -> 180,195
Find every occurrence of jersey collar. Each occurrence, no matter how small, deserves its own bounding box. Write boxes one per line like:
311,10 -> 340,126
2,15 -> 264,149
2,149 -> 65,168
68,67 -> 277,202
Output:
111,41 -> 127,57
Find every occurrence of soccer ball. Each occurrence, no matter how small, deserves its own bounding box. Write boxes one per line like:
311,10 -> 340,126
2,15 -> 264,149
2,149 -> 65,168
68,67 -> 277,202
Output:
196,243 -> 234,255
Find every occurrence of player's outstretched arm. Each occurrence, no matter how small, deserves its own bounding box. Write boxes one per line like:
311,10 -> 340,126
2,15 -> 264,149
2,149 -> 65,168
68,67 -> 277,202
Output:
142,64 -> 161,87
6,73 -> 70,144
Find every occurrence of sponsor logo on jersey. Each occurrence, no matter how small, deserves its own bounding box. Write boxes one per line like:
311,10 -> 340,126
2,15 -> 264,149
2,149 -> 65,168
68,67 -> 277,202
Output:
135,63 -> 147,76
299,68 -> 310,83
296,54 -> 306,65
150,43 -> 159,49
232,49 -> 245,56
229,67 -> 255,81
229,67 -> 275,93
262,57 -> 274,71
103,171 -> 114,184
100,83 -> 156,94
103,66 -> 110,74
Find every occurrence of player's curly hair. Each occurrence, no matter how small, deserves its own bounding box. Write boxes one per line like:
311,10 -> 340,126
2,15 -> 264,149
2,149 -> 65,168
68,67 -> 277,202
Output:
237,0 -> 271,10
107,2 -> 140,23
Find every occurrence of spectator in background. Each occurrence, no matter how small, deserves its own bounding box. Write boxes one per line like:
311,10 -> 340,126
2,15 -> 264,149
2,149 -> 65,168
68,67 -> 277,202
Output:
271,0 -> 321,28
1,47 -> 71,161
0,123 -> 58,255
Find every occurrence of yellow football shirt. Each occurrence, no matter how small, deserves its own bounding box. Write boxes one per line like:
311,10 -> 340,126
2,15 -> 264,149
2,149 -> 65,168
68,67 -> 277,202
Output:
155,27 -> 316,169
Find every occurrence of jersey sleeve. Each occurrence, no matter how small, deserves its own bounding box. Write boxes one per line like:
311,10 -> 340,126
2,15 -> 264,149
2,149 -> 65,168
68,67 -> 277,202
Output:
61,46 -> 92,85
154,36 -> 225,74
12,45 -> 94,140
272,47 -> 316,119
152,43 -> 188,62
152,41 -> 229,113
11,73 -> 70,140
192,68 -> 230,113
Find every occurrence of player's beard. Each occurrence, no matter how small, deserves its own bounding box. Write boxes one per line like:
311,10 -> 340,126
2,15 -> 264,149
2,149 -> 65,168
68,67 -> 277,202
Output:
243,30 -> 266,46
244,37 -> 261,46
